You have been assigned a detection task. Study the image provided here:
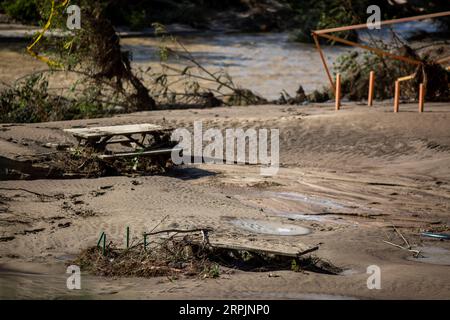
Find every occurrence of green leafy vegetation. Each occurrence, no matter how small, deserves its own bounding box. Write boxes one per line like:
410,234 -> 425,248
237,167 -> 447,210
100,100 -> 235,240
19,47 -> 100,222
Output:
3,0 -> 449,40
1,0 -> 40,23
0,73 -> 115,123
0,74 -> 54,123
204,263 -> 221,279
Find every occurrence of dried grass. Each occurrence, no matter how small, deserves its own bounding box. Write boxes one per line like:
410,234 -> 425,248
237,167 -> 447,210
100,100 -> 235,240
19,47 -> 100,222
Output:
73,237 -> 216,279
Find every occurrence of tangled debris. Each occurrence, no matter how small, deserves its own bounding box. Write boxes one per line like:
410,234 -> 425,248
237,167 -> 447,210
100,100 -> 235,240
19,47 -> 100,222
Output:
74,238 -> 217,278
0,150 -> 173,180
44,146 -> 174,178
74,3 -> 156,112
148,24 -> 268,108
1,128 -> 177,180
73,231 -> 342,279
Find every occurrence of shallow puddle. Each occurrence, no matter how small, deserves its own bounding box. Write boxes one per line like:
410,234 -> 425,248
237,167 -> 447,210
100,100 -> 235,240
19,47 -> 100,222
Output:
407,246 -> 450,266
272,192 -> 348,210
229,218 -> 311,236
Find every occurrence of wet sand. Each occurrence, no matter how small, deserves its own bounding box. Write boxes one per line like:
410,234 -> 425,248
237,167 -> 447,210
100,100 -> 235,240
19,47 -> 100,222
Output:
1,102 -> 450,299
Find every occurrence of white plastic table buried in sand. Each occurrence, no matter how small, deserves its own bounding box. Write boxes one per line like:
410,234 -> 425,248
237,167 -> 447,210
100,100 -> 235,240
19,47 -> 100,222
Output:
64,124 -> 177,158
64,124 -> 164,140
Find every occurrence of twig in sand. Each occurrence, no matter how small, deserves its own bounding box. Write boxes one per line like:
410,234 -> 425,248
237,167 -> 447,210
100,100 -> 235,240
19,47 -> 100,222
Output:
391,224 -> 411,249
308,212 -> 383,219
383,240 -> 421,257
147,215 -> 169,235
144,228 -> 213,237
0,187 -> 63,199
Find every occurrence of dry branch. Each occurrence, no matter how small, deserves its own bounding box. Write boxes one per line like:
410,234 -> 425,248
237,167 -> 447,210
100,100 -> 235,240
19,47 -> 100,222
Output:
0,187 -> 62,199
383,240 -> 421,257
144,228 -> 213,237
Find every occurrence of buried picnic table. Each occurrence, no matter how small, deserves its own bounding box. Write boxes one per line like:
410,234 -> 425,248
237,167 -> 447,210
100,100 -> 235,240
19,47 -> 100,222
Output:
64,123 -> 180,159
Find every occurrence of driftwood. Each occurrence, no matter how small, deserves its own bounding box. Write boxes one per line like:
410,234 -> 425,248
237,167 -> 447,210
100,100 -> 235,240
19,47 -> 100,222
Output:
197,241 -> 340,274
143,228 -> 213,237
98,148 -> 182,160
207,242 -> 319,258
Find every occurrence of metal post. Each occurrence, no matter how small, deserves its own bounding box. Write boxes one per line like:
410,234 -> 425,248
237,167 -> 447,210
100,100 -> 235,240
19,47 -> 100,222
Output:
394,81 -> 400,113
312,33 -> 335,92
335,74 -> 341,111
419,84 -> 425,113
368,71 -> 375,107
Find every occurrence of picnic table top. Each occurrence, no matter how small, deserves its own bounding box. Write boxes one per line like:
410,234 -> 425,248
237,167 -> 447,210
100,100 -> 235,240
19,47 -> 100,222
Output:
64,123 -> 165,139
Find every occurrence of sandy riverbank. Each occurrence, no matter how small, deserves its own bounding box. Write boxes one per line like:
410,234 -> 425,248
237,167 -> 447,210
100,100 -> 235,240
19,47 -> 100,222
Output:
1,102 -> 449,299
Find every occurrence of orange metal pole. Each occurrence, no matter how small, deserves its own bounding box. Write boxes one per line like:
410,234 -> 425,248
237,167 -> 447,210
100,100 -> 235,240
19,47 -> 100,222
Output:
368,71 -> 375,107
312,33 -> 335,91
394,81 -> 400,113
317,33 -> 422,66
436,56 -> 450,64
419,83 -> 425,113
314,11 -> 450,35
335,73 -> 341,111
312,12 -> 450,90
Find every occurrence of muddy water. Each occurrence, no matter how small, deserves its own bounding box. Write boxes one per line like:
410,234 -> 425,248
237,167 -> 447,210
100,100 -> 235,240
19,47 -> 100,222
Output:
121,33 -> 347,100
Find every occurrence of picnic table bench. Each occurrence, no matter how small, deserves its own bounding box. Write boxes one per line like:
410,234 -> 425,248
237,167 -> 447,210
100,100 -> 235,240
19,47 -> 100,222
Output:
64,124 -> 181,160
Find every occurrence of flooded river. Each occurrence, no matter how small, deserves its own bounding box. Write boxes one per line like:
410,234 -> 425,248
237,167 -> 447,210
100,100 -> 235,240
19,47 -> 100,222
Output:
122,33 -> 348,100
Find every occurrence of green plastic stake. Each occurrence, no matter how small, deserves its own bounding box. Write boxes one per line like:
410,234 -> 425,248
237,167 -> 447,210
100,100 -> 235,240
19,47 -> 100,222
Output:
143,234 -> 147,251
97,232 -> 105,248
102,233 -> 106,256
126,226 -> 130,249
